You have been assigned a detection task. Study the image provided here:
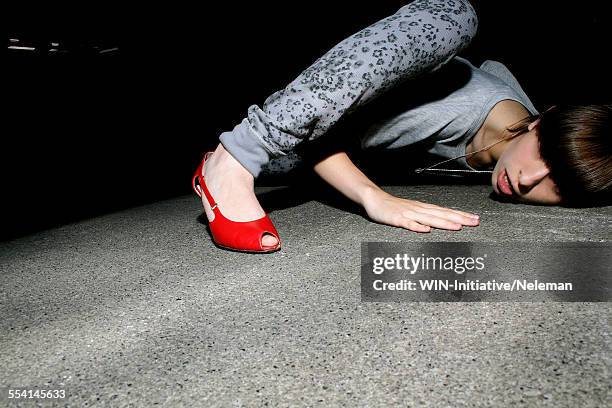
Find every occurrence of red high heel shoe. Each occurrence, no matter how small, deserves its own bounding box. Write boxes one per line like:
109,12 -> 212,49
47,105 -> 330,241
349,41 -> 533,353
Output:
192,151 -> 282,253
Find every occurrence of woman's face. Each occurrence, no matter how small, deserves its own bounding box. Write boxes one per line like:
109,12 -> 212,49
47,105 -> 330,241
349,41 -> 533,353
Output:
492,124 -> 562,205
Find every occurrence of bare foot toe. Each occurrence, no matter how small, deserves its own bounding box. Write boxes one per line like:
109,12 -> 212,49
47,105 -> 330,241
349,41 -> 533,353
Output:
261,233 -> 279,248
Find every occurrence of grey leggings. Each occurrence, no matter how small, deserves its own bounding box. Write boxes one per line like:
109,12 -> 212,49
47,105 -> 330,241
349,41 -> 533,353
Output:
219,0 -> 479,178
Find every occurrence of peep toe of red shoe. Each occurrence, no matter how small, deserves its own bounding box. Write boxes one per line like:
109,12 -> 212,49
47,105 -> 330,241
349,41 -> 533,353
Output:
192,151 -> 281,253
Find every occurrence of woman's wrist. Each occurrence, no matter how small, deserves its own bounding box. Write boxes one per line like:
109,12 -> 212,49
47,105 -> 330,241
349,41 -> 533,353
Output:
358,183 -> 388,206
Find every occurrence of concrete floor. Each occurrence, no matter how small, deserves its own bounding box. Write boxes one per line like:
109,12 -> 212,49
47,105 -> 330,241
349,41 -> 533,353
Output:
1,184 -> 611,407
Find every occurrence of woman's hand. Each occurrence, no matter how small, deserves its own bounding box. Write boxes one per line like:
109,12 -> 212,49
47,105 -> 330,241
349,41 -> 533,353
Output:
361,187 -> 480,233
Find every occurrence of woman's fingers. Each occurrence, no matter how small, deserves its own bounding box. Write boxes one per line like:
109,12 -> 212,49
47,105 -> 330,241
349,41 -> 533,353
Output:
405,210 -> 464,230
414,206 -> 480,227
418,203 -> 479,220
398,219 -> 431,233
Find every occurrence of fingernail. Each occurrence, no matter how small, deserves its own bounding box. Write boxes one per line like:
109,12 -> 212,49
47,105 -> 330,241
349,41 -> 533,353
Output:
471,214 -> 480,219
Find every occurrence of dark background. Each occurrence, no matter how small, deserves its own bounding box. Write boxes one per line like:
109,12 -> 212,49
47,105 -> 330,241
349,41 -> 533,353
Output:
3,1 -> 611,240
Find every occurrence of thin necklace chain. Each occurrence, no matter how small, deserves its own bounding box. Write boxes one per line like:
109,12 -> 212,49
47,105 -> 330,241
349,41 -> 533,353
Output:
415,107 -> 550,176
414,131 -> 514,175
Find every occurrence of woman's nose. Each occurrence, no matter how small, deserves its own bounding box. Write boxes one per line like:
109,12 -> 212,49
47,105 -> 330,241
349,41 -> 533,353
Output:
518,166 -> 550,189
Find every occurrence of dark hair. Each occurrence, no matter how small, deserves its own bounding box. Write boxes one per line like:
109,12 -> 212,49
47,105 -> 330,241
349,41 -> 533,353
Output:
505,104 -> 612,207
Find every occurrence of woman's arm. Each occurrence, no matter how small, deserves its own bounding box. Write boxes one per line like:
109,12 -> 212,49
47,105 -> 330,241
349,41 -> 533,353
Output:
312,151 -> 382,206
313,151 -> 480,232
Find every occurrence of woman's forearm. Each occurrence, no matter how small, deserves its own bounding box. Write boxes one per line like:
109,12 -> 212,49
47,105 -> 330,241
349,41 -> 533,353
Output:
312,151 -> 387,206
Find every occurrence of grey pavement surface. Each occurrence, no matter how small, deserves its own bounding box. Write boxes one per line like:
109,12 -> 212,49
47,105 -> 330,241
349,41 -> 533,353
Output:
1,184 -> 611,407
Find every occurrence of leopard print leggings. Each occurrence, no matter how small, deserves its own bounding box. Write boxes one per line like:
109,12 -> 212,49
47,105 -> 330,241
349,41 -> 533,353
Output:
218,0 -> 479,177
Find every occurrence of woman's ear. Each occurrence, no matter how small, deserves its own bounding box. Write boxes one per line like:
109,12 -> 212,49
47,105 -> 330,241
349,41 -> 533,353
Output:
528,117 -> 541,132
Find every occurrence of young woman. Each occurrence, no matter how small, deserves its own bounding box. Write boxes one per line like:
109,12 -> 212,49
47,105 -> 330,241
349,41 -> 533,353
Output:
192,0 -> 611,253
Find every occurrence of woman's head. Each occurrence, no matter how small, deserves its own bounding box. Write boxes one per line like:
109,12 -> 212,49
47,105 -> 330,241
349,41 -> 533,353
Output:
492,104 -> 612,206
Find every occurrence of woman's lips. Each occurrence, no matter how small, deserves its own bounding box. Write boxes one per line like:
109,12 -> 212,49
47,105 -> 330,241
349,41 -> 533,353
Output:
497,168 -> 516,197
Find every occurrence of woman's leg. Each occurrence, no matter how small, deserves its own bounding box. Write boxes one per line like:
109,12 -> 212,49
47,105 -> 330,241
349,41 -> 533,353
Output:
259,153 -> 304,177
221,0 -> 479,177
201,0 -> 478,245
